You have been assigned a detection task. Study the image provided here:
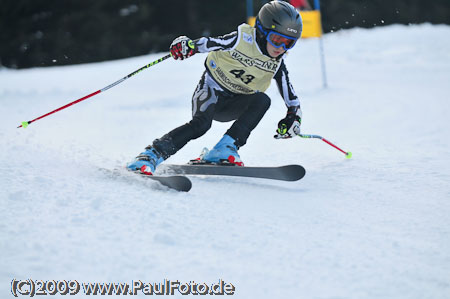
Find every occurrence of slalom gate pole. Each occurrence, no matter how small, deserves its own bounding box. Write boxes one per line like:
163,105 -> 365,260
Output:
299,134 -> 352,158
17,53 -> 172,128
315,0 -> 328,89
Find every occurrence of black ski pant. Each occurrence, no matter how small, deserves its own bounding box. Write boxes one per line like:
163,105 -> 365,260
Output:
152,72 -> 271,159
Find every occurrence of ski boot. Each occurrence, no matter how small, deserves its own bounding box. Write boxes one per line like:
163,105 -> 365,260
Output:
127,146 -> 164,175
198,134 -> 244,166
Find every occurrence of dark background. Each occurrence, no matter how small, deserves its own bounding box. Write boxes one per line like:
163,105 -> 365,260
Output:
1,0 -> 449,69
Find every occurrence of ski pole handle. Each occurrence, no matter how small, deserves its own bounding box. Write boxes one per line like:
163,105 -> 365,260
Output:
299,134 -> 352,158
17,53 -> 172,128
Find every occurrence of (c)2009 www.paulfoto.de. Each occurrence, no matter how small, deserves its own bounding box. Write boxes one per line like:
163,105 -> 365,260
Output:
11,279 -> 236,296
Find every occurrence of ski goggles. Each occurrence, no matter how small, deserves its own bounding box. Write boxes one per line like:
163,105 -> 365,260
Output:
266,31 -> 298,50
256,20 -> 298,51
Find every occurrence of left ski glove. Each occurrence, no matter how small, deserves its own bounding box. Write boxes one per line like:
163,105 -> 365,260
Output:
170,36 -> 198,60
274,108 -> 302,139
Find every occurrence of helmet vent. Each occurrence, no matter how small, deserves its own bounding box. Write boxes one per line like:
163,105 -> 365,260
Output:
272,19 -> 281,25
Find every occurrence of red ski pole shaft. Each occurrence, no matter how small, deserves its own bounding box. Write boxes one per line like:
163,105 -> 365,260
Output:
18,53 -> 172,128
299,134 -> 352,158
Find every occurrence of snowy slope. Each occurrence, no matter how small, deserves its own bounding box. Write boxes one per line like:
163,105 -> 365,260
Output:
1,24 -> 450,298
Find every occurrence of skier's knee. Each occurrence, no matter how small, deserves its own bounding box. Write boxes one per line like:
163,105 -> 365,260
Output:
190,117 -> 212,139
257,93 -> 271,111
193,121 -> 212,138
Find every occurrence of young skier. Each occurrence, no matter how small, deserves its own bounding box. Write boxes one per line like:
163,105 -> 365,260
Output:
127,1 -> 303,175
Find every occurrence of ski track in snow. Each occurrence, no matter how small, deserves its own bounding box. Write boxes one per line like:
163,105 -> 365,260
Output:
1,24 -> 449,298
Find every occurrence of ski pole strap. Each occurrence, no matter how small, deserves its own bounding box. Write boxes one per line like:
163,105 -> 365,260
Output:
18,54 -> 172,128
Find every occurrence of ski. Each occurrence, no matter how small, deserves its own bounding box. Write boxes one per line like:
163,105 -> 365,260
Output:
144,175 -> 192,192
99,168 -> 192,192
158,164 -> 306,182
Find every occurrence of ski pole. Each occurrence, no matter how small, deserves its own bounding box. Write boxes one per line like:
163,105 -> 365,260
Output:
299,134 -> 352,158
17,53 -> 172,128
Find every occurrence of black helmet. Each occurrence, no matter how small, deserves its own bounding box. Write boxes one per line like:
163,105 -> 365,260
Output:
256,1 -> 303,39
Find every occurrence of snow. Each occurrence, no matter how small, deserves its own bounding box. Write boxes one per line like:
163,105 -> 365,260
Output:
1,24 -> 450,298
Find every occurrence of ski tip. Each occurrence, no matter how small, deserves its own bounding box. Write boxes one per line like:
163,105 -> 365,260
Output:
346,151 -> 352,159
172,175 -> 192,192
282,165 -> 306,181
155,175 -> 192,192
183,179 -> 193,192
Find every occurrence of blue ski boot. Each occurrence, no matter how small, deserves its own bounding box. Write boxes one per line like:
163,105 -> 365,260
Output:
201,134 -> 244,166
127,146 -> 164,175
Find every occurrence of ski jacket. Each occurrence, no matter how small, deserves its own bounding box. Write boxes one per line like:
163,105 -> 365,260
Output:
195,23 -> 301,116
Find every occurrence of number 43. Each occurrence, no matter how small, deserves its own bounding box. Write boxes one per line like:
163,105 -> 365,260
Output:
230,69 -> 255,85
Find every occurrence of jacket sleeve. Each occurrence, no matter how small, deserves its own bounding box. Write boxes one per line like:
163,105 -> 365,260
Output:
194,31 -> 238,53
273,60 -> 302,117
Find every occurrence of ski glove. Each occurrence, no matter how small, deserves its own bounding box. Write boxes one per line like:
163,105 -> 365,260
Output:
170,36 -> 197,60
274,109 -> 302,139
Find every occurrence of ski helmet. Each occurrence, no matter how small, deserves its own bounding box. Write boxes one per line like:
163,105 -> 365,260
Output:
256,1 -> 303,40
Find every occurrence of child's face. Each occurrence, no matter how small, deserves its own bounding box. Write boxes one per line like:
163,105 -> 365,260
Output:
266,42 -> 286,58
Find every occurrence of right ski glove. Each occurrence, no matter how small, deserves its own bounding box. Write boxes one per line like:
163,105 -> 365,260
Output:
170,36 -> 198,60
274,108 -> 302,139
